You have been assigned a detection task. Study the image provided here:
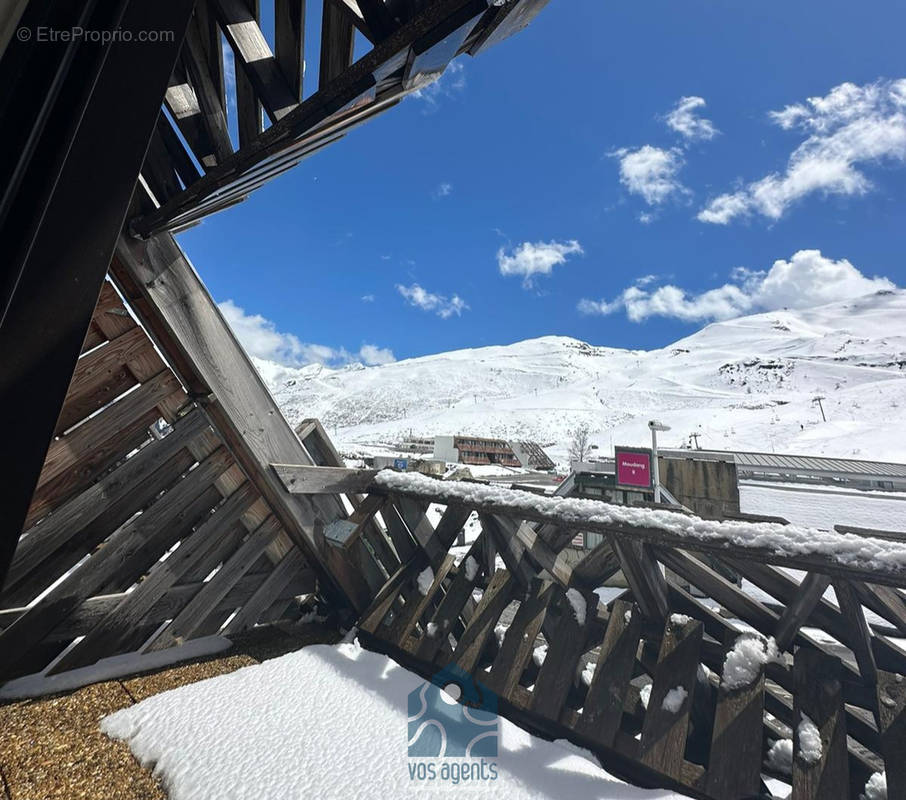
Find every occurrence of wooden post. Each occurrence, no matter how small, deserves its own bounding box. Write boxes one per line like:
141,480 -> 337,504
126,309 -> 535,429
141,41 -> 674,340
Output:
0,0 -> 197,592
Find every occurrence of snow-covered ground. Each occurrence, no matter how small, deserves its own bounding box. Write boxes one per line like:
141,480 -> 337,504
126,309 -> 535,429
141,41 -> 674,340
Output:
102,641 -> 687,800
254,291 -> 906,466
740,481 -> 906,532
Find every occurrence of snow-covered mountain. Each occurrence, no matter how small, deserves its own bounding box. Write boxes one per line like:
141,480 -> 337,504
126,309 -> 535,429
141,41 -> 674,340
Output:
253,290 -> 906,465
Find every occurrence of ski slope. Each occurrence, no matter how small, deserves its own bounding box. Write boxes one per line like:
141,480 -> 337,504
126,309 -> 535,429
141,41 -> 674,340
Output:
253,290 -> 906,467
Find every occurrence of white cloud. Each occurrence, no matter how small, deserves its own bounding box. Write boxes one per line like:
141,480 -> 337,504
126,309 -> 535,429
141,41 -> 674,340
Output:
396,283 -> 468,318
433,182 -> 453,198
497,239 -> 584,287
410,61 -> 465,110
665,96 -> 719,142
612,146 -> 687,205
218,300 -> 395,366
357,344 -> 396,366
361,294 -> 375,302
578,249 -> 896,323
699,78 -> 906,224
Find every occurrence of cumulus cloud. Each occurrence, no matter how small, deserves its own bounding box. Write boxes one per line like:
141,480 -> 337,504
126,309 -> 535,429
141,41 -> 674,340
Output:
218,300 -> 394,366
433,182 -> 453,198
578,249 -> 896,323
497,239 -> 584,287
396,283 -> 468,318
665,96 -> 719,142
612,146 -> 687,205
699,78 -> 906,224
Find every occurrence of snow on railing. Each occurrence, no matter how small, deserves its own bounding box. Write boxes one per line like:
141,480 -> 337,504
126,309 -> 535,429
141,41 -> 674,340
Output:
373,470 -> 906,580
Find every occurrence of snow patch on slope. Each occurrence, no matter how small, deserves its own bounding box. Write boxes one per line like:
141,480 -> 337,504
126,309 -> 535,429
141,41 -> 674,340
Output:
254,291 -> 906,464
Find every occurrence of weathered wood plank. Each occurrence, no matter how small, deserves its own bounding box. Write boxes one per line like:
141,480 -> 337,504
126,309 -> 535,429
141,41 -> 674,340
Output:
47,483 -> 259,673
214,0 -> 299,121
414,534 -> 486,662
775,572 -> 832,651
611,537 -> 668,620
382,498 -> 418,562
358,555 -> 424,634
485,578 -> 555,699
144,516 -> 283,651
0,448 -> 233,678
275,0 -> 305,101
394,554 -> 455,650
56,326 -> 161,434
402,0 -> 484,90
639,616 -> 702,782
113,232 -> 370,612
468,0 -> 552,56
451,568 -> 515,674
833,579 -> 878,687
876,669 -> 906,799
222,546 -> 312,635
530,585 -> 596,722
792,647 -> 849,800
35,369 -> 181,492
319,0 -> 356,89
4,409 -> 209,602
179,21 -> 235,166
705,639 -> 766,798
273,463 -> 378,494
575,599 -> 643,748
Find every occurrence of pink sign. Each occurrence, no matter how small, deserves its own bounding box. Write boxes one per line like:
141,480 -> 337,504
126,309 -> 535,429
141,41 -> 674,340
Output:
615,448 -> 652,489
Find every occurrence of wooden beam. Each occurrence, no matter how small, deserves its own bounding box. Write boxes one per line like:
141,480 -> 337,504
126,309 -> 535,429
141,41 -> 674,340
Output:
611,538 -> 668,620
0,447 -> 233,679
2,409 -> 209,603
792,648 -> 849,800
364,480 -> 906,587
319,0 -> 356,90
221,546 -> 312,634
575,599 -> 643,747
639,616 -> 703,782
47,483 -> 260,673
112,232 -> 370,612
129,0 -> 485,236
0,0 -> 197,593
467,0 -> 552,56
273,464 -> 378,494
774,572 -> 832,651
144,516 -> 283,651
833,579 -> 878,687
275,0 -> 306,101
876,669 -> 906,798
214,0 -> 299,122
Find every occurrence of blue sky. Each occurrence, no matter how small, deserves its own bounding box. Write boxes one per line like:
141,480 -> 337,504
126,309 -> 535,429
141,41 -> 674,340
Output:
177,0 -> 906,367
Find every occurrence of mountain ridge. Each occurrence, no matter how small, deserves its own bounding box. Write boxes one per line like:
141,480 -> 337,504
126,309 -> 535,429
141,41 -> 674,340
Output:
252,290 -> 906,465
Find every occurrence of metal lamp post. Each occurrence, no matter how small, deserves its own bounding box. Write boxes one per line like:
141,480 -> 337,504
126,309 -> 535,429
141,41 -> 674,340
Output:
648,420 -> 671,503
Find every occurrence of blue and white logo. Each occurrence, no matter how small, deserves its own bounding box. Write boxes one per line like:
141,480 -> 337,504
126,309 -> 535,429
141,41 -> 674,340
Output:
407,664 -> 498,758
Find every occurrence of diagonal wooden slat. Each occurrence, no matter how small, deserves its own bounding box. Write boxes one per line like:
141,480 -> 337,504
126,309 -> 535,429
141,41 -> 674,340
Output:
47,483 -> 260,673
214,0 -> 300,122
575,599 -> 643,748
0,447 -> 234,678
485,578 -> 554,699
450,568 -> 515,674
143,515 -> 283,651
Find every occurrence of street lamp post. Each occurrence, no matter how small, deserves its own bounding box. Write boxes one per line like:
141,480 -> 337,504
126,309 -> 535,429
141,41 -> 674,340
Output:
649,420 -> 671,503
